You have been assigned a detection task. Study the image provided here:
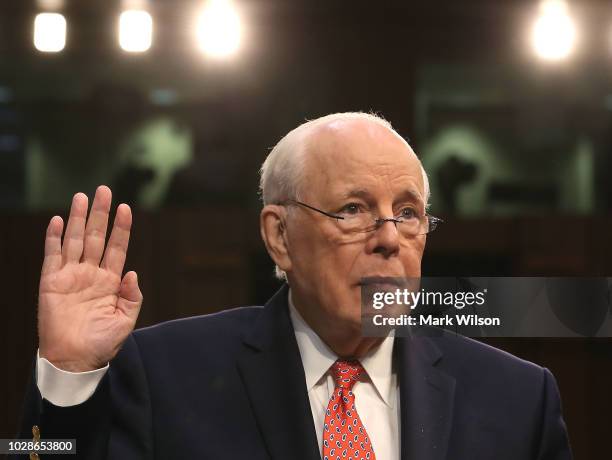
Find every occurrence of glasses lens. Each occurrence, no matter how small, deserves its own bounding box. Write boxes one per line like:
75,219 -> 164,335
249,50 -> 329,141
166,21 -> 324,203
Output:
336,214 -> 373,233
396,219 -> 423,237
337,213 -> 440,236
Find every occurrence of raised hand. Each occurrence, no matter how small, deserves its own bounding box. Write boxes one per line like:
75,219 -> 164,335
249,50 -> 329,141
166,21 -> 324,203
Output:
38,186 -> 143,372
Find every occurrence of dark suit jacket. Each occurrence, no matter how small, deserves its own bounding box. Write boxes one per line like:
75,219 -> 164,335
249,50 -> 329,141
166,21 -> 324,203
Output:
16,283 -> 572,459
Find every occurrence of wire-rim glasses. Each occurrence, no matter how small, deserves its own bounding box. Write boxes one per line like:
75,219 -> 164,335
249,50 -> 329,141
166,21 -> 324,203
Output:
279,199 -> 442,237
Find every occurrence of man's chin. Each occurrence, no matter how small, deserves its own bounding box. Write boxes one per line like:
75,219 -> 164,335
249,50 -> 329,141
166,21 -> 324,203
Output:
331,312 -> 363,336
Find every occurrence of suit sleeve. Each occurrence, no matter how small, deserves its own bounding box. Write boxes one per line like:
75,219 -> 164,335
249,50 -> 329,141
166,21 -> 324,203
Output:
14,334 -> 153,460
535,368 -> 573,460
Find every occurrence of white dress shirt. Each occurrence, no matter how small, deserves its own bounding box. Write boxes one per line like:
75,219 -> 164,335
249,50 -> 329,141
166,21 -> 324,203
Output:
36,291 -> 401,459
288,291 -> 400,460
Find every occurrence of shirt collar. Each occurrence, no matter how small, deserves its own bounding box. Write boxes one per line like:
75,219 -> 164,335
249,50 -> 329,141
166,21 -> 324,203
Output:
287,288 -> 396,408
288,289 -> 337,392
359,327 -> 396,408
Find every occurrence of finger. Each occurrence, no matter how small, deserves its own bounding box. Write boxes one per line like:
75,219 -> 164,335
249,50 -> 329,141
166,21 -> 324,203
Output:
61,193 -> 88,266
117,271 -> 143,321
82,185 -> 112,266
41,216 -> 64,276
101,203 -> 132,277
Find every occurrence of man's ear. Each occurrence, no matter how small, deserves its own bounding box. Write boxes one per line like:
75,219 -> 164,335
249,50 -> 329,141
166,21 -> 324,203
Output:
260,205 -> 292,273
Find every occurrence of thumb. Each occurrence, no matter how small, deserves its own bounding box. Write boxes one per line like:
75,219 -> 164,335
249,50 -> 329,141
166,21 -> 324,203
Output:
118,271 -> 143,315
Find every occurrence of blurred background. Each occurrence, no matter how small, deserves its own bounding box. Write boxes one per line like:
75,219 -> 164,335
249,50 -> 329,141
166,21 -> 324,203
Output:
1,0 -> 611,457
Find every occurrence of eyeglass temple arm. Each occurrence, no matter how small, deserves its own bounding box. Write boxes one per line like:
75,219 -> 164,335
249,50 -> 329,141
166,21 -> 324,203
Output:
288,200 -> 346,220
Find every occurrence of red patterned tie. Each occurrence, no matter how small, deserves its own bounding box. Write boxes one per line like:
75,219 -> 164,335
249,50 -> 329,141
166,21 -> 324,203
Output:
322,360 -> 376,460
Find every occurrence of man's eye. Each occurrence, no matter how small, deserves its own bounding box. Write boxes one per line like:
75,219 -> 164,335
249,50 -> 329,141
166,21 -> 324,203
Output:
339,203 -> 362,215
399,207 -> 418,219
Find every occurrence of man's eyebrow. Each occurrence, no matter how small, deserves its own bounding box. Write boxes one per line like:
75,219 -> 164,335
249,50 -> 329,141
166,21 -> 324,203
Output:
339,189 -> 372,200
395,189 -> 424,206
337,188 -> 424,207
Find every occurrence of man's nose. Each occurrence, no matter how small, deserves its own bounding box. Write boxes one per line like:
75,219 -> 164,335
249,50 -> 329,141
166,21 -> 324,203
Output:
367,218 -> 401,258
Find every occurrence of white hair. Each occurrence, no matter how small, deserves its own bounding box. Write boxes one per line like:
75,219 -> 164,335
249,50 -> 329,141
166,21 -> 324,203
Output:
259,112 -> 430,280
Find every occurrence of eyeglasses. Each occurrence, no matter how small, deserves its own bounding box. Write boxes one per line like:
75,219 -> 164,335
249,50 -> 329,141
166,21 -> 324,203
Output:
280,199 -> 442,237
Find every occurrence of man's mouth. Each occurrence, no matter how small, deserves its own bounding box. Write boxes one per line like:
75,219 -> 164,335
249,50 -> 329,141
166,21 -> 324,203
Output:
357,276 -> 407,288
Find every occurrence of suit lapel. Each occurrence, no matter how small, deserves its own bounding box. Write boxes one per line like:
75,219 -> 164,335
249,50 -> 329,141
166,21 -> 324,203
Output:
396,334 -> 456,460
237,284 -> 456,460
237,284 -> 321,460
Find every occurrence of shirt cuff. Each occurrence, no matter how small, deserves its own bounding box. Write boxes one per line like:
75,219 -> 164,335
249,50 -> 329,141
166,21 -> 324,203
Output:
36,349 -> 109,407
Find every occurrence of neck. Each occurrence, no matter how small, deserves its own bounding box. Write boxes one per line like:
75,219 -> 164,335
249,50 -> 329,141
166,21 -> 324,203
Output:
333,336 -> 385,359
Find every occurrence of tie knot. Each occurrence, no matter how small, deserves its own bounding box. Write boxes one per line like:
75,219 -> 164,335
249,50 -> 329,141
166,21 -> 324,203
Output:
331,360 -> 364,390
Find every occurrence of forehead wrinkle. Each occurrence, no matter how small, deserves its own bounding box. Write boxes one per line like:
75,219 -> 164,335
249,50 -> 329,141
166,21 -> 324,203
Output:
308,164 -> 424,206
301,119 -> 424,201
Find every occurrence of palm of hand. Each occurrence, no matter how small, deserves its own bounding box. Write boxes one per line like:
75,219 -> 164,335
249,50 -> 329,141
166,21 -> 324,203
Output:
38,186 -> 142,372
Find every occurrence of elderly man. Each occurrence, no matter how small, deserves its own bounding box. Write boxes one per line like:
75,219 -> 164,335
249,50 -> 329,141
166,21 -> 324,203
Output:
16,113 -> 571,459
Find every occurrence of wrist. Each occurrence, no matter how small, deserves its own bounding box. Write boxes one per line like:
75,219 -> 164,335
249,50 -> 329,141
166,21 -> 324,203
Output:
39,350 -> 106,372
48,360 -> 105,372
